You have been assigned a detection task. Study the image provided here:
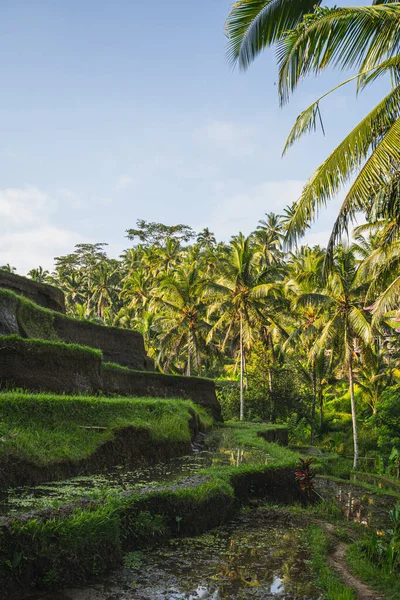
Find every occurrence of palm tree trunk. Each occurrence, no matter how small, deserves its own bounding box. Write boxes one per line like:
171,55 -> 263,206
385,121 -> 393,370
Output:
319,387 -> 324,430
240,313 -> 244,421
311,362 -> 317,444
348,357 -> 359,469
186,332 -> 191,377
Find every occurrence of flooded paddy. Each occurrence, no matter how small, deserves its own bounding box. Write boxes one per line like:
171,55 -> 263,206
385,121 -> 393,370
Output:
28,509 -> 321,600
0,430 -> 274,515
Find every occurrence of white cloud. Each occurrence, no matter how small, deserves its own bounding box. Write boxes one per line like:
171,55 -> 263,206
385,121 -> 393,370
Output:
0,185 -> 83,274
194,120 -> 255,157
115,175 -> 135,192
0,185 -> 47,227
207,179 -> 305,239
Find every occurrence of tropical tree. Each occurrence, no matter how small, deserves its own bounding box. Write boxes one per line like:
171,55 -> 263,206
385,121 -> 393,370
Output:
297,246 -> 373,467
207,234 -> 282,419
155,264 -> 209,376
27,266 -> 50,283
277,3 -> 400,262
226,2 -> 400,270
254,212 -> 285,267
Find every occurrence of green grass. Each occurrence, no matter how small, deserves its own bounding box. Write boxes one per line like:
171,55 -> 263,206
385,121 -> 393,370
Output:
221,421 -> 296,465
304,525 -> 356,600
0,392 -> 212,465
1,334 -> 102,358
103,361 -> 214,382
347,541 -> 400,600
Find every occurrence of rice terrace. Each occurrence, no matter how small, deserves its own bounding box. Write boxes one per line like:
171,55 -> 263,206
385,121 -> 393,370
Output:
1,1 -> 400,599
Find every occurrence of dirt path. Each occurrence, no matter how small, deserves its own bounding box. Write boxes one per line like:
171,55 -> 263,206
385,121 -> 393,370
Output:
328,542 -> 383,600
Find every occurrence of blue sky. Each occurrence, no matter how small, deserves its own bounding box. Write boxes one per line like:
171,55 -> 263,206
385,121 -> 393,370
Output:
0,0 -> 386,273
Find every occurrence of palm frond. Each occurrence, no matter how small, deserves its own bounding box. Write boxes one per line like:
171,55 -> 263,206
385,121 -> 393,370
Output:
278,4 -> 400,102
225,0 -> 320,70
285,88 -> 400,248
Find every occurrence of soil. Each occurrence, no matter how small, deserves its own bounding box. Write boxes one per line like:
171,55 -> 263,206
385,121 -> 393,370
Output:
329,542 -> 383,600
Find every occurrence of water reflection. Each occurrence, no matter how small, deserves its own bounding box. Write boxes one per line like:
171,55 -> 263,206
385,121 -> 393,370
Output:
1,431 -> 273,515
317,477 -> 397,529
28,511 -> 322,599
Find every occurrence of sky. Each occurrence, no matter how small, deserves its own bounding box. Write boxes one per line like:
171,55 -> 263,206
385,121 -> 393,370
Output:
0,0 -> 386,273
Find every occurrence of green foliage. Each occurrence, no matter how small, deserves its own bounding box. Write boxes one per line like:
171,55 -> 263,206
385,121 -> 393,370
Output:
347,539 -> 400,599
375,386 -> 400,457
303,525 -> 356,599
364,503 -> 400,573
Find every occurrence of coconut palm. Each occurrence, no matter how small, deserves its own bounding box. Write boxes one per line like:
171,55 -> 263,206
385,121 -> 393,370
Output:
276,3 -> 400,261
297,246 -> 373,467
226,2 -> 400,266
254,212 -> 285,267
156,264 -> 209,376
197,227 -> 217,249
207,234 -> 282,420
91,261 -> 121,319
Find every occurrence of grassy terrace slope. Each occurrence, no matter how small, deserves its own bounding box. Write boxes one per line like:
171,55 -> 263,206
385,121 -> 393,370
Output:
0,392 -> 212,487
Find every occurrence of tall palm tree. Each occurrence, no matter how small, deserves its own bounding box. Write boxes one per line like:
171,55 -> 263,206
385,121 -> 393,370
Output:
91,261 -> 120,319
156,264 -> 209,376
297,246 -> 373,467
197,227 -> 217,249
207,234 -> 281,420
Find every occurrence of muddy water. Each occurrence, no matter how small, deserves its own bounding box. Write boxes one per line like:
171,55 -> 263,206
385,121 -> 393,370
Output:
1,430 -> 274,515
29,510 -> 322,600
316,477 -> 398,529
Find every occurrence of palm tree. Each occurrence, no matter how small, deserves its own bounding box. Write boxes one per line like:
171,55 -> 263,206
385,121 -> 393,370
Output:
207,234 -> 281,420
277,3 -> 400,260
227,2 -> 400,265
197,227 -> 217,249
284,246 -> 328,439
254,212 -> 285,267
91,261 -> 120,319
297,246 -> 373,467
156,264 -> 209,376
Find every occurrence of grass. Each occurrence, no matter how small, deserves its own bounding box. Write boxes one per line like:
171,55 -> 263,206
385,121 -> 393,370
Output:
303,525 -> 356,600
103,360 -> 214,382
221,420 -> 295,463
1,334 -> 102,358
347,541 -> 400,600
0,391 -> 212,465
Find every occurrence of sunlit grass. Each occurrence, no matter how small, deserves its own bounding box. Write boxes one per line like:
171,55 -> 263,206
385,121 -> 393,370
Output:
0,391 -> 212,465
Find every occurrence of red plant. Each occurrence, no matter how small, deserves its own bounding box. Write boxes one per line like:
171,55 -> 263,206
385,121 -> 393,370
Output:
295,457 -> 315,496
